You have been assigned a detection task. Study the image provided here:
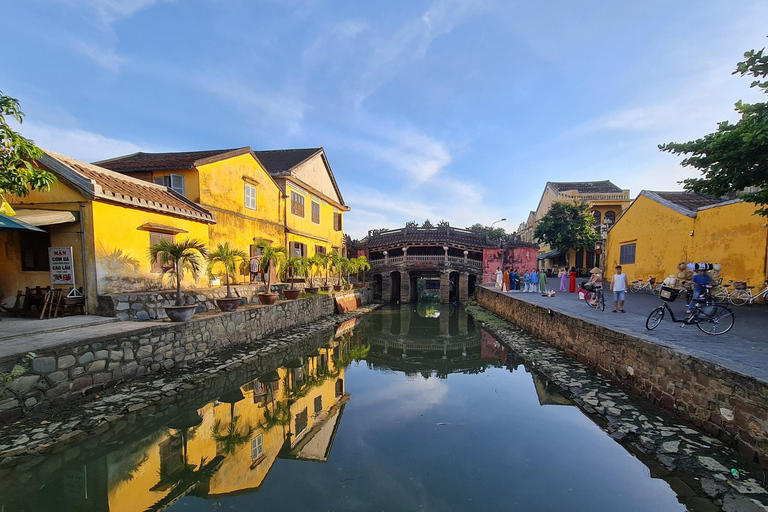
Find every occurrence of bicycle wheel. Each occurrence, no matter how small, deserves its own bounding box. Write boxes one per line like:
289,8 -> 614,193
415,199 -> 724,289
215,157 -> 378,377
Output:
652,284 -> 663,296
696,305 -> 735,335
711,288 -> 729,304
630,283 -> 641,293
645,284 -> 656,295
646,307 -> 665,330
729,290 -> 750,306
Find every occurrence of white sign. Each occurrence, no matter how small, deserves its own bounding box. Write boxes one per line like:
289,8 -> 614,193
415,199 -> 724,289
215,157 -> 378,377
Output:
49,247 -> 75,286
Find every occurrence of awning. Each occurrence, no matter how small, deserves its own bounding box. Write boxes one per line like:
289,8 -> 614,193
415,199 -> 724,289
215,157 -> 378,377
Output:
0,214 -> 45,232
538,249 -> 564,260
13,209 -> 77,227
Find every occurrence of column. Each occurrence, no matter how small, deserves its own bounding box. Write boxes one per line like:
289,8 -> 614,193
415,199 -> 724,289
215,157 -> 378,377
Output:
458,311 -> 468,335
443,246 -> 449,264
459,272 -> 469,302
401,271 -> 411,304
439,270 -> 451,304
382,273 -> 392,303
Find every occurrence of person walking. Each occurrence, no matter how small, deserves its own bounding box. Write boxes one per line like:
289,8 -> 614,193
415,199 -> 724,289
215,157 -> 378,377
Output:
530,269 -> 539,292
610,265 -> 628,313
511,269 -> 519,292
559,268 -> 567,292
569,267 -> 577,293
523,270 -> 531,292
502,268 -> 510,292
495,267 -> 503,289
539,268 -> 548,292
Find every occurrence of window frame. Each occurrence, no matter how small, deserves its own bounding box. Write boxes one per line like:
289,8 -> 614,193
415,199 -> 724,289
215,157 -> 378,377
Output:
333,211 -> 342,232
295,407 -> 308,435
291,191 -> 305,218
155,174 -> 185,196
314,395 -> 323,415
619,243 -> 636,265
251,433 -> 264,461
311,201 -> 320,224
149,232 -> 175,273
244,183 -> 257,210
19,231 -> 51,272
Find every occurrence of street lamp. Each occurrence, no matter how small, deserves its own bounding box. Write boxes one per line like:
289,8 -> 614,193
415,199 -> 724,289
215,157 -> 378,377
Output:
490,218 -> 506,229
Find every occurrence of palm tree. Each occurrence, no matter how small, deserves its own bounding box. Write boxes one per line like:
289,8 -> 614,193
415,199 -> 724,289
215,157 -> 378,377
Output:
284,256 -> 307,290
255,240 -> 287,294
207,242 -> 248,298
329,251 -> 343,286
148,238 -> 208,306
314,251 -> 331,288
354,256 -> 371,284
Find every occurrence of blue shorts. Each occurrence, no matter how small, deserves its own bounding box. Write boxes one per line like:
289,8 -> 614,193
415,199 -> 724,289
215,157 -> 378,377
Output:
613,290 -> 626,302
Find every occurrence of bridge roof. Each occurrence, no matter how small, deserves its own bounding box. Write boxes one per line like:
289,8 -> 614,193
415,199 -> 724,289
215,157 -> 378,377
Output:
365,226 -> 498,249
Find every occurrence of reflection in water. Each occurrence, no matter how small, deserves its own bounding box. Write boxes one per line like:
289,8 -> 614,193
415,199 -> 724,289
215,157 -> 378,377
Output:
0,304 -> 699,512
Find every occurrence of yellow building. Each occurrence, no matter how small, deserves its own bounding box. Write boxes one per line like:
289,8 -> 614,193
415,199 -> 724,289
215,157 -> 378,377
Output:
605,190 -> 768,285
96,148 -> 286,272
0,150 -> 215,313
517,181 -> 631,271
254,148 -> 350,257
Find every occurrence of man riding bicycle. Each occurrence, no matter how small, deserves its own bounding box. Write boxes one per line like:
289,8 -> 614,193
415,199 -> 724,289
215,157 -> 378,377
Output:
688,268 -> 713,313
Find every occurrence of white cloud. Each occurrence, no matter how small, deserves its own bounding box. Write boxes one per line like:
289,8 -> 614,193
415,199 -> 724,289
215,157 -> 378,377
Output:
69,39 -> 127,72
20,122 -> 159,162
65,0 -> 162,26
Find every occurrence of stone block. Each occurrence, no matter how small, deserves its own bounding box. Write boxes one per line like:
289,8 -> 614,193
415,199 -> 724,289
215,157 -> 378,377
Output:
45,371 -> 67,384
45,383 -> 70,399
8,375 -> 41,395
116,302 -> 130,311
57,355 -> 76,369
136,345 -> 153,358
94,350 -> 109,360
32,357 -> 56,374
92,372 -> 112,385
123,348 -> 134,360
0,398 -> 20,412
70,366 -> 85,378
78,352 -> 94,365
116,313 -> 130,321
136,311 -> 150,321
109,350 -> 123,361
87,360 -> 106,372
71,375 -> 93,391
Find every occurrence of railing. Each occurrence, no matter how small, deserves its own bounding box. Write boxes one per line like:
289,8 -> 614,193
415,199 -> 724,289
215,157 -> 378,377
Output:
369,255 -> 482,269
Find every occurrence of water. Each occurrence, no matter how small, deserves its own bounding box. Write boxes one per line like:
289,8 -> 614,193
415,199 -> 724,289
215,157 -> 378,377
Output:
1,304 -> 694,511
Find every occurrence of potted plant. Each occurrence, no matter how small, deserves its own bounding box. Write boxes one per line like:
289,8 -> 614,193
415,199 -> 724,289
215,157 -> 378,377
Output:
353,256 -> 371,288
283,256 -> 305,300
255,240 -> 286,305
148,238 -> 208,322
315,252 -> 332,292
304,255 -> 320,294
330,252 -> 344,292
207,242 -> 248,312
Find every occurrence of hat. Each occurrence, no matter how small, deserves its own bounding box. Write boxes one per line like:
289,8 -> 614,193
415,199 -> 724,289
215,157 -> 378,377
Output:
590,267 -> 601,274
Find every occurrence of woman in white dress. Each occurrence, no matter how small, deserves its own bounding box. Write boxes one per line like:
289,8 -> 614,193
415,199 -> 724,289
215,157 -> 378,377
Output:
495,267 -> 503,289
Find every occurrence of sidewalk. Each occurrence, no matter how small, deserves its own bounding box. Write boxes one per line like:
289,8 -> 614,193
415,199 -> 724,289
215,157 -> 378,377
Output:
484,286 -> 768,382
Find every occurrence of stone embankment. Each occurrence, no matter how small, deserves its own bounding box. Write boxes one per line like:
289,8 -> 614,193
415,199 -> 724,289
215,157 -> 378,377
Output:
476,286 -> 768,468
0,304 -> 379,483
0,290 -> 371,420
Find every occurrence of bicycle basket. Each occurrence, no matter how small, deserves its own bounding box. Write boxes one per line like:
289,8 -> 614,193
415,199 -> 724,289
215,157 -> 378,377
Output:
734,281 -> 747,290
659,286 -> 679,302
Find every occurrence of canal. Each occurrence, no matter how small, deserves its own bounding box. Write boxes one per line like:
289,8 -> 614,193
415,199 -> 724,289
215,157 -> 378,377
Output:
1,304 -> 713,511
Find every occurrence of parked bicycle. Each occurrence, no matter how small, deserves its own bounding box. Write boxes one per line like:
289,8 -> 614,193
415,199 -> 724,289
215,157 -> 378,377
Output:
630,276 -> 662,295
710,279 -> 731,304
645,285 -> 735,336
583,286 -> 605,312
728,279 -> 768,306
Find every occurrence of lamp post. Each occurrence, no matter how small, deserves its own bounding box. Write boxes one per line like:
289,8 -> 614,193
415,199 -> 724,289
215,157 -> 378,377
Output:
490,218 -> 506,229
490,218 -> 507,271
598,218 -> 613,272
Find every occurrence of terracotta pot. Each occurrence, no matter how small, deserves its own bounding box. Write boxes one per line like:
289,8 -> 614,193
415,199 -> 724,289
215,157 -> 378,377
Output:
283,289 -> 301,300
258,293 -> 279,305
333,285 -> 343,292
305,287 -> 319,294
164,305 -> 197,322
216,297 -> 242,312
320,286 -> 332,292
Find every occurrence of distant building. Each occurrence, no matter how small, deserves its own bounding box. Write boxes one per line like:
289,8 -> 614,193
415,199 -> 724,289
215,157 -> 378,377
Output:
605,190 -> 768,284
517,181 -> 631,271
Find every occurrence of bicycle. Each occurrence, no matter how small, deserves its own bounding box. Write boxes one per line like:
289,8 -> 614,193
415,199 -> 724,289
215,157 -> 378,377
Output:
645,286 -> 735,336
729,280 -> 768,306
630,277 -> 662,295
584,287 -> 605,311
710,279 -> 731,304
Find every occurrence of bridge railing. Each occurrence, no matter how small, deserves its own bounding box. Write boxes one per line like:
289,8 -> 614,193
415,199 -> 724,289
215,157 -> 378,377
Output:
369,255 -> 482,269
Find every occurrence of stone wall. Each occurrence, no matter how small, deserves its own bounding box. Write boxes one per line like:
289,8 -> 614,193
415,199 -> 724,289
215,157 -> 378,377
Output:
0,290 -> 371,421
476,286 -> 768,466
96,283 -> 302,321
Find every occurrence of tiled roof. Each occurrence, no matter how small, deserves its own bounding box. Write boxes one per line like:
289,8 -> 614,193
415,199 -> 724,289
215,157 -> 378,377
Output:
366,227 -> 498,249
95,148 -> 251,172
653,191 -> 724,211
252,148 -> 323,176
41,150 -> 216,223
549,181 -> 624,194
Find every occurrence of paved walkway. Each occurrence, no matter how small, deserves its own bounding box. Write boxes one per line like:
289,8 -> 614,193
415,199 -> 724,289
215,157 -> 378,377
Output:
482,286 -> 768,383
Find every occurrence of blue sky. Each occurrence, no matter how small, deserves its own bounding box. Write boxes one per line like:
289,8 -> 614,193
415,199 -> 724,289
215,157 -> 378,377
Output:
3,0 -> 767,238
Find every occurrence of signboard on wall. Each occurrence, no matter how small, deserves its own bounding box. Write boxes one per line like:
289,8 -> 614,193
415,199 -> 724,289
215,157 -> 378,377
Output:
49,247 -> 75,286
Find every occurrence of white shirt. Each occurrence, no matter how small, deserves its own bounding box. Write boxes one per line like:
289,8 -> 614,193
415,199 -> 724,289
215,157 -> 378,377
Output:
612,273 -> 628,292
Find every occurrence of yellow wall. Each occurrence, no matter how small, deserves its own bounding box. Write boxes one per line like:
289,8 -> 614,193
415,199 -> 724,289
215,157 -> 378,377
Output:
151,169 -> 200,202
606,196 -> 768,284
90,201 -> 211,295
285,182 -> 344,254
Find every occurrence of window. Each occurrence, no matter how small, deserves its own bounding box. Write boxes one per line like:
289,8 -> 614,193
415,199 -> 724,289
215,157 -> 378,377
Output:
605,210 -> 616,225
154,174 -> 185,196
314,395 -> 323,415
20,231 -> 51,271
592,210 -> 601,225
244,183 -> 257,210
333,212 -> 342,232
295,407 -> 308,435
311,201 -> 320,224
291,191 -> 305,217
620,243 -> 636,265
251,433 -> 264,461
315,245 -> 326,255
149,232 -> 175,273
288,242 -> 307,257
